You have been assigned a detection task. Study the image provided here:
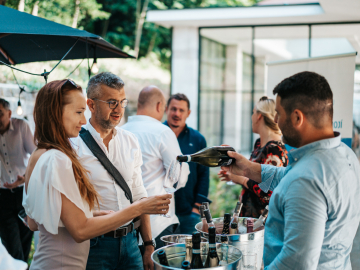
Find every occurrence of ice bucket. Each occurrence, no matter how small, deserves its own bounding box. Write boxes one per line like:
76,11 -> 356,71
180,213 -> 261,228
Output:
196,217 -> 264,270
160,234 -> 208,246
152,243 -> 242,270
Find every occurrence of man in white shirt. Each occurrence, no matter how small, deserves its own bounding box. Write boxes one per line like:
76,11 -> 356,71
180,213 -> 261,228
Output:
72,73 -> 156,270
122,86 -> 190,249
0,98 -> 35,262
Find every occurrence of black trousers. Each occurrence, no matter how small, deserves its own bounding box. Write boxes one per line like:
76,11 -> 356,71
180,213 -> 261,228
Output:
0,186 -> 33,262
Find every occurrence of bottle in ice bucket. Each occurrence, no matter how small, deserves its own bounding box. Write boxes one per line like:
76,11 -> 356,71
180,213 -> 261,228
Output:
204,209 -> 215,228
231,202 -> 242,225
221,235 -> 228,244
185,236 -> 192,262
176,146 -> 236,167
219,241 -> 229,266
157,250 -> 169,266
182,260 -> 191,269
247,218 -> 254,233
230,219 -> 238,234
204,227 -> 220,267
199,205 -> 208,233
253,205 -> 269,231
191,232 -> 204,268
222,213 -> 231,235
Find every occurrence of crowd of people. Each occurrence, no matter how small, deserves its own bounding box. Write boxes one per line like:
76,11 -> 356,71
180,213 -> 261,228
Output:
0,70 -> 359,270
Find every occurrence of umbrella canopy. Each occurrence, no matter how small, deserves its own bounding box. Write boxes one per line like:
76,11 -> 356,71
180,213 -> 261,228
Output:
0,5 -> 134,66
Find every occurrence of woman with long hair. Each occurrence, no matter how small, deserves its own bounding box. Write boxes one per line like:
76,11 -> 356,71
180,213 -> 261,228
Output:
219,96 -> 288,218
23,80 -> 171,269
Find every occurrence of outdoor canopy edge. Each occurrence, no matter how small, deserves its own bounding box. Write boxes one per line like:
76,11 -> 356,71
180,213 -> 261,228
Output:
0,5 -> 134,66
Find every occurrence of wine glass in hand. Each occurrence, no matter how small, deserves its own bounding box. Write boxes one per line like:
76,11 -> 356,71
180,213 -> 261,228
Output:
162,160 -> 181,218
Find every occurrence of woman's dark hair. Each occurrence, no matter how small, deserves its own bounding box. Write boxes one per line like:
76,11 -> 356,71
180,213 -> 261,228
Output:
34,79 -> 99,210
273,71 -> 333,128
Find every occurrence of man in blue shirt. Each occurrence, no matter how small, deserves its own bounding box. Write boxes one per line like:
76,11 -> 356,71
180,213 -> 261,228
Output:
222,71 -> 360,269
164,93 -> 210,234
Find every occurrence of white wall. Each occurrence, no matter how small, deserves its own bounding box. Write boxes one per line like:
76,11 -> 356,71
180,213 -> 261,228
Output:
171,26 -> 199,129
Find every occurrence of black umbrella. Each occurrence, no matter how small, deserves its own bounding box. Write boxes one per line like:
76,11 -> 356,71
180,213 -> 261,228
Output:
0,5 -> 134,67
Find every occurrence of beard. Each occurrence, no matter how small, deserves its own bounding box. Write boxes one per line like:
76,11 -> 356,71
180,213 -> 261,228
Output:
281,117 -> 302,148
95,110 -> 122,130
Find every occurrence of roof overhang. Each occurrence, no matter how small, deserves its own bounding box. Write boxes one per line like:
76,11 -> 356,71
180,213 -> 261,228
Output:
146,1 -> 360,28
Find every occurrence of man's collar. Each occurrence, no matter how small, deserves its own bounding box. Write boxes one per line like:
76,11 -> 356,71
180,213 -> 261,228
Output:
85,119 -> 116,143
287,132 -> 341,164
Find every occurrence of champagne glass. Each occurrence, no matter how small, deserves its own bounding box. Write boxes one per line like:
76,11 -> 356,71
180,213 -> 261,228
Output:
162,160 -> 182,218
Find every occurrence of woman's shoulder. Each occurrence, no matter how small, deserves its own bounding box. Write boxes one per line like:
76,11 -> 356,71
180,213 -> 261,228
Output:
263,140 -> 289,166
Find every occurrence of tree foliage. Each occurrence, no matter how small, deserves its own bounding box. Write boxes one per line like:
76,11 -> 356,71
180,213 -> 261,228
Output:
3,0 -> 259,69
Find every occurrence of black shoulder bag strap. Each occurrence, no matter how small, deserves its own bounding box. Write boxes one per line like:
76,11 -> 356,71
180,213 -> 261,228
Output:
79,128 -> 133,203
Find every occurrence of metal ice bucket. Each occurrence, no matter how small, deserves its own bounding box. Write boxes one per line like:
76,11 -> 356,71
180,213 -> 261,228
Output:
152,243 -> 242,270
196,217 -> 264,270
160,234 -> 208,246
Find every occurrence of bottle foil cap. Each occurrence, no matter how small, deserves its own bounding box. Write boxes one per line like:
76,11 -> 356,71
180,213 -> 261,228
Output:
199,205 -> 206,218
204,209 -> 213,223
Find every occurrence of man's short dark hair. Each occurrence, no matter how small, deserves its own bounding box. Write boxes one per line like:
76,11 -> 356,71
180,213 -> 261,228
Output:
167,93 -> 190,109
0,98 -> 10,110
273,71 -> 333,128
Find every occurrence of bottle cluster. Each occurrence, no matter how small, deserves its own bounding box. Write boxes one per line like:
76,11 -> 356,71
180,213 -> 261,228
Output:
156,201 -> 269,268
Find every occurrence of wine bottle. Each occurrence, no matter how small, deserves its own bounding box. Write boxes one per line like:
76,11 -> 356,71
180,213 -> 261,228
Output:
253,205 -> 269,231
221,235 -> 228,244
202,202 -> 209,210
185,236 -> 192,262
177,146 -> 236,167
157,250 -> 169,266
199,205 -> 208,233
230,220 -> 238,234
222,213 -> 231,235
204,209 -> 215,228
204,227 -> 220,267
191,232 -> 204,269
219,243 -> 229,266
231,202 -> 242,223
182,260 -> 191,269
247,218 -> 254,233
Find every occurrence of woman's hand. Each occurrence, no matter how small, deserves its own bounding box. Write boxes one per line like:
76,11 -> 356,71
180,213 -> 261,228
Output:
135,194 -> 172,215
93,210 -> 114,217
218,170 -> 249,188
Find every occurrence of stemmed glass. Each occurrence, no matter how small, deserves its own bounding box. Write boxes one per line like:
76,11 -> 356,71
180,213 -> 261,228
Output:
162,160 -> 182,218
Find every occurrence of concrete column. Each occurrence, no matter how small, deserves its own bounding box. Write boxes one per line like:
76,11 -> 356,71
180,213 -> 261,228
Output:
171,26 -> 199,130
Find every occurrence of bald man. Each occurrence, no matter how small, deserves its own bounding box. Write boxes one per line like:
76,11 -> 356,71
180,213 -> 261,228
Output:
121,86 -> 190,249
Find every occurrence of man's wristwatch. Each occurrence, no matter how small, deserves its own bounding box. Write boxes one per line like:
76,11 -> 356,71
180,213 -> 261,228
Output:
143,239 -> 156,248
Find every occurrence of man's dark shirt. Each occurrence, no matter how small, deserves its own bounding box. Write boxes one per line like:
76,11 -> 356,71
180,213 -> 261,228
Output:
164,121 -> 210,215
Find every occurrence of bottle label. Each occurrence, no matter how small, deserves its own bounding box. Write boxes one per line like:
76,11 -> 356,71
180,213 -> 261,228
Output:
186,155 -> 191,162
193,249 -> 200,254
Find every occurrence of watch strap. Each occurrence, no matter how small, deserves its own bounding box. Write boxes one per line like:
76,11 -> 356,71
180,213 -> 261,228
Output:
143,239 -> 156,247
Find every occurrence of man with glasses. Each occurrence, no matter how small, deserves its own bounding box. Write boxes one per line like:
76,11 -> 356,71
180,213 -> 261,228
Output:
72,72 -> 154,270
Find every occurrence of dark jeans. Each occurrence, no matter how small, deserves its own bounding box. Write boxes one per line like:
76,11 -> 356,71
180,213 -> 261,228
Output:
86,230 -> 143,270
0,186 -> 33,262
177,212 -> 201,234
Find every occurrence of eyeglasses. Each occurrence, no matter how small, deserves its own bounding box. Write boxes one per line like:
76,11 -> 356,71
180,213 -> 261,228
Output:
62,79 -> 78,89
93,98 -> 128,109
259,96 -> 269,101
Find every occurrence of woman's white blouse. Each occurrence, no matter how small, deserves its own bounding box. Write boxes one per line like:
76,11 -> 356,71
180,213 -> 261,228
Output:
22,149 -> 93,235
